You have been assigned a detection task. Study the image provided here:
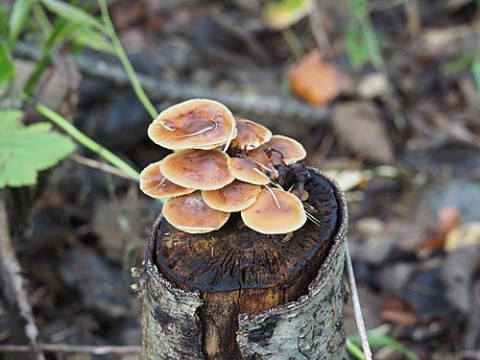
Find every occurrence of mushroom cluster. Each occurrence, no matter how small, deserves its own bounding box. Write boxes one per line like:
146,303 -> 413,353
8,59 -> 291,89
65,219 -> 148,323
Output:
140,99 -> 308,235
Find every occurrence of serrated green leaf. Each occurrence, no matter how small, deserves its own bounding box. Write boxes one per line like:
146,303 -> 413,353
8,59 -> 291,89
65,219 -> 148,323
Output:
0,110 -> 76,189
263,0 -> 310,30
8,0 -> 34,49
0,42 -> 15,85
40,0 -> 104,31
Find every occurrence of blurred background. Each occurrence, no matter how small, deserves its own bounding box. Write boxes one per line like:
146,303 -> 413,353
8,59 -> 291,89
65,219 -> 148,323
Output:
1,0 -> 480,359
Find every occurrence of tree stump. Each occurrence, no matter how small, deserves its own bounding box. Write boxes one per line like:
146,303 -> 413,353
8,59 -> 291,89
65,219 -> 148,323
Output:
139,168 -> 348,359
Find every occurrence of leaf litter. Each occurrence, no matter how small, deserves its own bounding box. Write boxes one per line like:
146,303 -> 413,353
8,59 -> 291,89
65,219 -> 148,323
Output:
3,0 -> 480,359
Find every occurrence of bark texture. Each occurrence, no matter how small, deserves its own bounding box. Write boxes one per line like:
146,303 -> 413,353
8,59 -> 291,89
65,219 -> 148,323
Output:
236,235 -> 347,359
140,169 -> 348,359
140,232 -> 204,359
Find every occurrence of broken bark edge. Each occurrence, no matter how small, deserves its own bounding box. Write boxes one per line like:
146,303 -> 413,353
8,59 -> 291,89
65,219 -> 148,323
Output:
140,168 -> 348,360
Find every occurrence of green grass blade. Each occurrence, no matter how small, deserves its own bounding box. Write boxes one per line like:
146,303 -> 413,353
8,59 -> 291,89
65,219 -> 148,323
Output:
36,103 -> 140,181
347,337 -> 366,360
0,42 -> 15,85
40,0 -> 104,31
471,57 -> 480,90
98,0 -> 158,120
7,0 -> 34,50
349,333 -> 419,360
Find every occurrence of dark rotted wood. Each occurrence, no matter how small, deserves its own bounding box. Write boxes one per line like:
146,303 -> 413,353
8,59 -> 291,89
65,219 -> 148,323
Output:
154,169 -> 339,359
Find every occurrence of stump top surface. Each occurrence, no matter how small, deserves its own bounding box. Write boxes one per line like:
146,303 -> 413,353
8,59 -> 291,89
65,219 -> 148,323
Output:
155,170 -> 339,292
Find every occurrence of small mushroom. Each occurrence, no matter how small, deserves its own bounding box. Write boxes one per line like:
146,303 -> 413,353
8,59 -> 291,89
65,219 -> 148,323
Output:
139,161 -> 195,198
227,157 -> 271,185
231,118 -> 272,150
148,99 -> 237,150
160,149 -> 235,190
250,135 -> 306,165
202,180 -> 262,212
241,188 -> 307,234
163,192 -> 230,234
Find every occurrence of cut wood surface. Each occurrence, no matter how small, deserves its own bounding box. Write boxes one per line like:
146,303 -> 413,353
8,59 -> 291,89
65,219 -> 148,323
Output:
140,168 -> 348,359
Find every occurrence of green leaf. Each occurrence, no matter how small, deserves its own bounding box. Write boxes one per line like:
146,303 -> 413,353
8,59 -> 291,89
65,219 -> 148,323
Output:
0,109 -> 76,189
32,3 -> 53,35
346,337 -> 365,360
0,5 -> 9,36
348,333 -> 419,360
345,23 -> 371,69
8,0 -> 35,49
263,0 -> 310,30
40,0 -> 104,31
0,42 -> 15,85
73,27 -> 114,54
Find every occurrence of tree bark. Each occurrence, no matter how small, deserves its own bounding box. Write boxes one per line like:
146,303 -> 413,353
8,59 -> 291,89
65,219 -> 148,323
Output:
140,168 -> 348,359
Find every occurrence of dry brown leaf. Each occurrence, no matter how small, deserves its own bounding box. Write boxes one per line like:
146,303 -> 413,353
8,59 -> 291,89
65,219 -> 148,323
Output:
416,206 -> 460,256
289,49 -> 342,106
331,101 -> 395,163
380,297 -> 418,326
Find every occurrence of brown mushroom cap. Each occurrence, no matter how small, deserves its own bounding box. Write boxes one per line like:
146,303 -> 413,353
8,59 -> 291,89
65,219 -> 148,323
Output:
163,192 -> 230,234
148,99 -> 237,150
227,157 -> 270,185
139,161 -> 195,198
250,135 -> 307,165
231,118 -> 272,150
241,188 -> 307,234
160,149 -> 235,190
202,180 -> 262,212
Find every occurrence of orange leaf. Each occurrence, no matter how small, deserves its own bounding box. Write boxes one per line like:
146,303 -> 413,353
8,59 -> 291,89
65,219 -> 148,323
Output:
289,49 -> 342,106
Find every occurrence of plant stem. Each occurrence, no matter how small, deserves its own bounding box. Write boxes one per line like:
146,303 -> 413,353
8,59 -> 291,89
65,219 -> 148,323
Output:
98,0 -> 157,120
36,103 -> 140,181
345,244 -> 372,359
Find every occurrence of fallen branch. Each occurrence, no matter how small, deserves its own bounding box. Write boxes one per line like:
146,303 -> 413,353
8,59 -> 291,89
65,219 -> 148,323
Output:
0,198 -> 45,360
14,42 -> 329,135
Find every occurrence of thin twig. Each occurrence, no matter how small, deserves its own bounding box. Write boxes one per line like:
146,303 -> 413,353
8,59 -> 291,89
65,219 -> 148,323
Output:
345,244 -> 372,360
0,344 -> 140,355
0,199 -> 45,360
68,154 -> 133,180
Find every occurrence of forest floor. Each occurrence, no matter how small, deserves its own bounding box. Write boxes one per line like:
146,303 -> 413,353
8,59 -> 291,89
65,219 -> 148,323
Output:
2,0 -> 480,359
